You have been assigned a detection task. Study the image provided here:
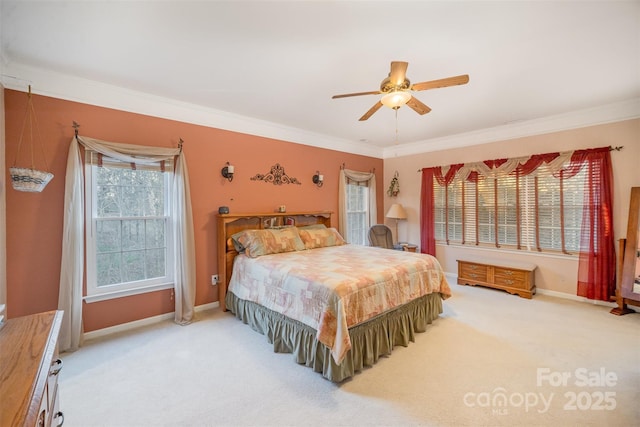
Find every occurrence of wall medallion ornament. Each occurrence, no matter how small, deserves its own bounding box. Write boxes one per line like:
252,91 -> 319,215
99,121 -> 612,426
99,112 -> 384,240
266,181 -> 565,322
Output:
250,163 -> 301,185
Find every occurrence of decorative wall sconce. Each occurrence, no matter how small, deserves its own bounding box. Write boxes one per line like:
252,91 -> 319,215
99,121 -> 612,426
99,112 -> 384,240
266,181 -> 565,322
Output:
221,162 -> 234,182
312,171 -> 324,187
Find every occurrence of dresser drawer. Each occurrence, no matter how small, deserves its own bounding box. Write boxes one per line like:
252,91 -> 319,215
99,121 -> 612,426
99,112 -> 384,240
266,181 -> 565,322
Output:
48,382 -> 63,427
47,357 -> 62,409
495,267 -> 527,283
459,263 -> 488,282
493,274 -> 527,289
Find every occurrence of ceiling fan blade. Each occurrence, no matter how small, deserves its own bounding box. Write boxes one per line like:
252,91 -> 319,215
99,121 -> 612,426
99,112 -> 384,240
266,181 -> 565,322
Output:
406,96 -> 432,115
411,74 -> 469,91
389,61 -> 409,86
359,101 -> 383,121
332,90 -> 381,99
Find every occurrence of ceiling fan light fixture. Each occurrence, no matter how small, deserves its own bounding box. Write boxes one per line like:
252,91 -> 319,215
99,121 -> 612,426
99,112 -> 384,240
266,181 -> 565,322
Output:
332,61 -> 468,121
380,90 -> 411,109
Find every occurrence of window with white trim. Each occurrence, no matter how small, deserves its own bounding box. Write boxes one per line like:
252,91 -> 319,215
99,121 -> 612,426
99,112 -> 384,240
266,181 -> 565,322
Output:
85,152 -> 174,301
434,162 -> 586,253
345,181 -> 369,245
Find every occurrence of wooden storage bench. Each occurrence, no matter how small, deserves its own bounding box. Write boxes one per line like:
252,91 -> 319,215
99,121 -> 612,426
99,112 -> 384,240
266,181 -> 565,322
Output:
457,258 -> 537,299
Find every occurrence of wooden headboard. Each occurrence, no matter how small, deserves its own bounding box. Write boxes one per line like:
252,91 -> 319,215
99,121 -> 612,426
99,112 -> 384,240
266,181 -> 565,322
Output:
216,211 -> 333,311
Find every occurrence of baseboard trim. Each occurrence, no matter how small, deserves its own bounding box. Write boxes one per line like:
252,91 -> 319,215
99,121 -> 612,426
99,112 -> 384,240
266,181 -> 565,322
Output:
534,288 -> 616,308
447,272 -> 616,308
83,301 -> 219,341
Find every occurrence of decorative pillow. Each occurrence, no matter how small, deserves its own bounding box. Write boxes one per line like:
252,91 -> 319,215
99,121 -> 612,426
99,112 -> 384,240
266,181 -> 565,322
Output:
299,227 -> 346,249
230,231 -> 247,253
298,224 -> 327,231
235,227 -> 306,258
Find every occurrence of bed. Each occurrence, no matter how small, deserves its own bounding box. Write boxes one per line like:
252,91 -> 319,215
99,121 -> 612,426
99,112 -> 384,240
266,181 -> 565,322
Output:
217,211 -> 451,382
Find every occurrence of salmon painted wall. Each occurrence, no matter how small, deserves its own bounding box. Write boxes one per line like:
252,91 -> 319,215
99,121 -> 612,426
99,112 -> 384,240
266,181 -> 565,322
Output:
4,89 -> 383,330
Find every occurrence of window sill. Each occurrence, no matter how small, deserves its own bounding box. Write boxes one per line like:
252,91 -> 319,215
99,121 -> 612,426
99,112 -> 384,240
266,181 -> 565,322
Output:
84,282 -> 174,303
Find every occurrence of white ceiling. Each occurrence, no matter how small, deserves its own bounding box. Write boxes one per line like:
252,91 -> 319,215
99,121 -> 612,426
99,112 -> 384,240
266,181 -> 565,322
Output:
1,1 -> 639,158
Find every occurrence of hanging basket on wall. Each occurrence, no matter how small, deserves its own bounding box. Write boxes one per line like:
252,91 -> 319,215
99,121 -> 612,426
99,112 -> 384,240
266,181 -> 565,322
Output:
387,171 -> 400,197
10,86 -> 54,192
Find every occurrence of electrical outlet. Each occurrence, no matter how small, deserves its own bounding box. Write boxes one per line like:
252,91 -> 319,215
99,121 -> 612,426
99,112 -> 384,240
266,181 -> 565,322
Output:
211,274 -> 219,285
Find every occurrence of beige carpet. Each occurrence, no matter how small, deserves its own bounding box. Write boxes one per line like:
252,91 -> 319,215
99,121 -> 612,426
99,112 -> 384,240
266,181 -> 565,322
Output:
59,281 -> 640,426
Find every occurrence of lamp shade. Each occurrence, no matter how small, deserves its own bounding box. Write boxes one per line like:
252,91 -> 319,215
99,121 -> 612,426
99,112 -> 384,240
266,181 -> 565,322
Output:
386,203 -> 407,220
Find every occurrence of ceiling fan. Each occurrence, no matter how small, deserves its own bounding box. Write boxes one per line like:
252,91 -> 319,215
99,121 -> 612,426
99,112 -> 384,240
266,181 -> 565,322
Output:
332,61 -> 469,121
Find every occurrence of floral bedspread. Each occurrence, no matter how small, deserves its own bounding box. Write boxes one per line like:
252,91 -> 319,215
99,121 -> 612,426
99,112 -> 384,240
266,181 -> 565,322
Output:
228,244 -> 451,364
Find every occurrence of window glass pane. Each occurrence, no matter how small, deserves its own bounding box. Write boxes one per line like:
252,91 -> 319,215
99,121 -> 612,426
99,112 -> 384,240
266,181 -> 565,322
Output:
539,227 -> 562,250
477,177 -> 496,244
563,167 -> 586,252
121,186 -> 145,217
97,166 -> 121,186
97,252 -> 122,286
146,219 -> 166,249
122,219 -> 145,251
433,181 -> 446,240
144,187 -> 165,216
120,169 -> 146,186
519,175 -> 536,250
463,180 -> 476,244
348,213 -> 367,245
97,184 -> 121,217
122,250 -> 145,283
346,182 -> 368,245
146,248 -> 166,278
537,173 -> 561,250
497,174 -> 517,246
447,181 -> 463,242
96,220 -> 121,253
88,153 -> 172,294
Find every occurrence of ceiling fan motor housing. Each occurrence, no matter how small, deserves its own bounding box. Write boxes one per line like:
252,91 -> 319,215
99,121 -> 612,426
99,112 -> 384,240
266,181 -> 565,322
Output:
380,77 -> 411,93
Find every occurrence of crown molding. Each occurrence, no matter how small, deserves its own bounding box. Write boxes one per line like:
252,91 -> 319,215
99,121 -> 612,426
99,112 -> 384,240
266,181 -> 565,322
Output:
382,98 -> 640,159
3,63 -> 637,161
1,62 -> 384,159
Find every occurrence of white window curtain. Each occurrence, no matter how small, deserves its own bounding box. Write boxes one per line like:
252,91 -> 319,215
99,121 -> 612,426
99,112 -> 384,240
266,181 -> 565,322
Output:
338,168 -> 377,240
58,135 -> 196,352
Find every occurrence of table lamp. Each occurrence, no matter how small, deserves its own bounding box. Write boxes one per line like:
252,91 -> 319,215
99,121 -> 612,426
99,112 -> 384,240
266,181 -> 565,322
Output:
386,203 -> 407,245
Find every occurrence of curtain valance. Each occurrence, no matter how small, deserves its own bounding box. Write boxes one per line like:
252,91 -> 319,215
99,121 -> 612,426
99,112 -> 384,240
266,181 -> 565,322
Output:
432,150 -> 575,185
78,135 -> 180,164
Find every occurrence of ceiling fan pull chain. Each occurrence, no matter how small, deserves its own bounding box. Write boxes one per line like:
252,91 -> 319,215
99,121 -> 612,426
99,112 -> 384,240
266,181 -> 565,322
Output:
395,108 -> 399,144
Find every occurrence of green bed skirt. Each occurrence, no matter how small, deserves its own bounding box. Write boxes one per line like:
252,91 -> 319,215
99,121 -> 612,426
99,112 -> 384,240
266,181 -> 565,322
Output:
225,291 -> 444,382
